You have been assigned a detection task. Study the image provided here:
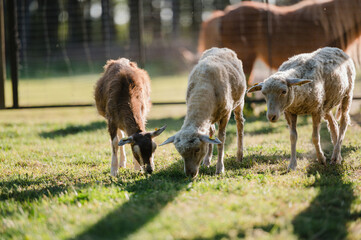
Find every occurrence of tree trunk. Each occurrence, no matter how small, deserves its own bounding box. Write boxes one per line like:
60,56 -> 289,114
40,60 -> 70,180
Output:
67,0 -> 83,43
191,0 -> 202,41
128,0 -> 144,66
172,0 -> 180,39
214,0 -> 230,10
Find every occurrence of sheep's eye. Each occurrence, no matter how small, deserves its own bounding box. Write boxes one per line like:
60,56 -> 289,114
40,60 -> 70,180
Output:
195,148 -> 200,153
281,90 -> 287,95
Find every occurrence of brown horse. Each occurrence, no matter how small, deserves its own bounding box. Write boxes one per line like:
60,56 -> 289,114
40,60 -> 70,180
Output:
198,0 -> 361,84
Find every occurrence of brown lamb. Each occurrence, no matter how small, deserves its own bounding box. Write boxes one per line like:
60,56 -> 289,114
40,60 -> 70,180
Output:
95,58 -> 166,176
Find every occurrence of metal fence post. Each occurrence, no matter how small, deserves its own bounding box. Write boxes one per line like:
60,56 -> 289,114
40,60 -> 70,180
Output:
129,0 -> 145,68
0,0 -> 5,109
7,0 -> 19,108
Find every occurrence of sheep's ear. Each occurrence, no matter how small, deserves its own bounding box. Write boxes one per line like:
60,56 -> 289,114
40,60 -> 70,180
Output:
286,78 -> 312,86
247,83 -> 263,93
199,135 -> 222,144
118,136 -> 133,146
159,135 -> 175,146
150,125 -> 167,138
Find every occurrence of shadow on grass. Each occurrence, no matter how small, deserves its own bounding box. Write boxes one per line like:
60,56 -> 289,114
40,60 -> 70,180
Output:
179,230 -> 246,240
0,178 -> 65,202
73,160 -> 191,240
39,121 -> 106,139
39,117 -> 184,139
292,144 -> 359,240
147,117 -> 184,132
0,172 -> 102,203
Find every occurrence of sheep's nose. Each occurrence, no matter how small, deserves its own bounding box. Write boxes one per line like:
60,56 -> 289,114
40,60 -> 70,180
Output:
268,114 -> 278,122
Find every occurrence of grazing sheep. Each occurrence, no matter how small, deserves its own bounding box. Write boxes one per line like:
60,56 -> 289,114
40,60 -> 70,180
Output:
161,47 -> 246,178
95,58 -> 166,176
248,47 -> 355,170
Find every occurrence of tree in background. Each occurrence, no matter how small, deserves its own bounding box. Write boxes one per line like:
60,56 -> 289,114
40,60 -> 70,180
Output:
276,0 -> 302,5
214,0 -> 230,10
67,0 -> 83,43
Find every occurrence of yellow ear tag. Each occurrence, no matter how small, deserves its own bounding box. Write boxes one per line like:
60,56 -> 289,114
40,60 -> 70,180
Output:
210,136 -> 215,140
155,128 -> 159,131
121,138 -> 127,141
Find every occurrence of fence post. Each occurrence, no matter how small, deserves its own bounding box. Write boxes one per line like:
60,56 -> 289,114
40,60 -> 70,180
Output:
7,0 -> 19,108
0,0 -> 5,109
129,0 -> 145,68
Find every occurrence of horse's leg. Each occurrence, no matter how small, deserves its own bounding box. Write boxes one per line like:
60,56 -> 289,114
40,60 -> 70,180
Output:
238,52 -> 256,85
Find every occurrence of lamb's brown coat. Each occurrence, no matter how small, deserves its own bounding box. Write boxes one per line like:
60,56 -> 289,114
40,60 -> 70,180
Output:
95,58 -> 151,135
95,58 -> 165,176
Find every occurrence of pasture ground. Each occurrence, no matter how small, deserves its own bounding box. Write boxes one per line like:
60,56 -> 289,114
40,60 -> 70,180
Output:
1,74 -> 361,239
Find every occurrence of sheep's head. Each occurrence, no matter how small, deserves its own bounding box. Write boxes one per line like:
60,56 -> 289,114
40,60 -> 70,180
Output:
247,78 -> 312,122
160,130 -> 221,178
118,125 -> 167,174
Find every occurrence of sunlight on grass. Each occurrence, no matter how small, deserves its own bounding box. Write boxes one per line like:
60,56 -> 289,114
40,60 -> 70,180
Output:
4,74 -> 188,107
1,105 -> 361,239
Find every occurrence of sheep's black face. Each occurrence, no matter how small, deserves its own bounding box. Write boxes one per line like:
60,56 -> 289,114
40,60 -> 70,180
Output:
131,133 -> 156,174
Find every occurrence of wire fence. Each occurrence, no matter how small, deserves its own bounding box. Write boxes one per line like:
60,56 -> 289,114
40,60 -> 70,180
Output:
1,0 -> 360,109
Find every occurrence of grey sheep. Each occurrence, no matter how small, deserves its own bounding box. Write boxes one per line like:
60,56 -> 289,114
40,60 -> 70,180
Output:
248,47 -> 355,170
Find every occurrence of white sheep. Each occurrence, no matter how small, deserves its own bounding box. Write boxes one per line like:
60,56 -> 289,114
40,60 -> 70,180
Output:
95,58 -> 166,176
161,47 -> 247,178
248,47 -> 355,170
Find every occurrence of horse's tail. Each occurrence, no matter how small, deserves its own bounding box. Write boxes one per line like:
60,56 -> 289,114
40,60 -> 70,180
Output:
197,10 -> 224,54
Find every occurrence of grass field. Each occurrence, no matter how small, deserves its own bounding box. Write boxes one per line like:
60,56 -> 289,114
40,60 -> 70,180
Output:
4,74 -> 189,107
1,74 -> 361,239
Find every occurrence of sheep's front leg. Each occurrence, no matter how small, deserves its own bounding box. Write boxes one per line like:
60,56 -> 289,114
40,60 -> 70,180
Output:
234,105 -> 245,162
285,112 -> 298,170
331,96 -> 351,164
312,114 -> 326,165
108,121 -> 119,176
203,124 -> 215,167
117,129 -> 127,168
325,112 -> 341,161
216,115 -> 230,174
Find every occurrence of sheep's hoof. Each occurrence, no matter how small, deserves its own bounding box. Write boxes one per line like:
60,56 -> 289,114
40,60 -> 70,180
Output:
202,158 -> 212,167
331,154 -> 342,165
215,167 -> 224,175
237,153 -> 243,162
318,155 -> 327,166
287,163 -> 297,171
110,169 -> 118,177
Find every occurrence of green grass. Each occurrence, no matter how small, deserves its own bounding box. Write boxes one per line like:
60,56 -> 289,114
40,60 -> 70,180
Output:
1,105 -> 361,240
4,73 -> 188,107
1,73 -> 361,239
